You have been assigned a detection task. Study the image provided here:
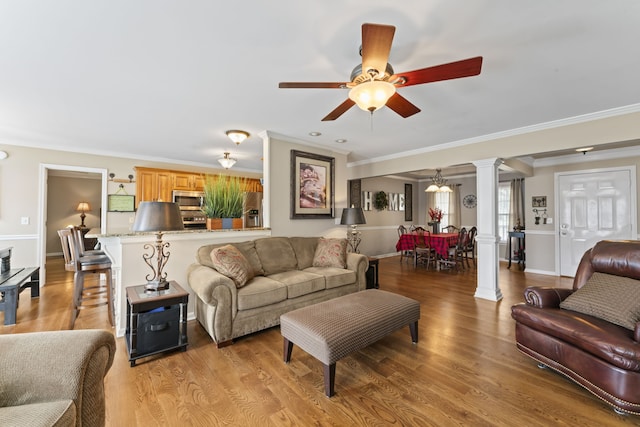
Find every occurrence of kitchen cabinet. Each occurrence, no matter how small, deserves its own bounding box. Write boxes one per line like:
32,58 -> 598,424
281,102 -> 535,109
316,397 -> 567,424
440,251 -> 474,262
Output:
135,167 -> 172,206
173,172 -> 204,191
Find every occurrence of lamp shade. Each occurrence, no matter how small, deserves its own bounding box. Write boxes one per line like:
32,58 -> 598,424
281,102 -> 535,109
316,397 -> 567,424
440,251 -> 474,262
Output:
76,202 -> 90,212
133,202 -> 184,232
340,207 -> 366,225
348,80 -> 396,112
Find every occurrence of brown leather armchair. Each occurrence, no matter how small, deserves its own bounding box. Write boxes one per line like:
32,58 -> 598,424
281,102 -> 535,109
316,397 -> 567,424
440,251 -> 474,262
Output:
511,240 -> 640,415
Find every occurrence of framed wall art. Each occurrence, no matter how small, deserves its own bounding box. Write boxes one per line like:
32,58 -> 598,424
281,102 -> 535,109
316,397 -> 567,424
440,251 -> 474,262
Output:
404,183 -> 413,221
290,150 -> 334,219
532,196 -> 547,208
107,194 -> 135,212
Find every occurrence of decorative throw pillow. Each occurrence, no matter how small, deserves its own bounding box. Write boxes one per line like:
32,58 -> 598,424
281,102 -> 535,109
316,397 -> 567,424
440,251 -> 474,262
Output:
560,272 -> 640,330
210,244 -> 255,288
312,238 -> 347,268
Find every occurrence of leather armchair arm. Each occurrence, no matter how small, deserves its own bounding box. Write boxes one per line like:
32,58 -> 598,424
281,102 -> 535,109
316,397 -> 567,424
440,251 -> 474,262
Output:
524,286 -> 574,308
635,323 -> 640,343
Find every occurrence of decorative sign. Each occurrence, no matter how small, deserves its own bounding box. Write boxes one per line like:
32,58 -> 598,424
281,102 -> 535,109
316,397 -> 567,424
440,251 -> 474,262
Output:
108,195 -> 135,212
362,191 -> 405,211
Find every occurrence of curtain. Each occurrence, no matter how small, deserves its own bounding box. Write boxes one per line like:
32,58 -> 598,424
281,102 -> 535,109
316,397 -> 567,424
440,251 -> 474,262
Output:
425,191 -> 436,225
448,184 -> 462,227
509,178 -> 525,230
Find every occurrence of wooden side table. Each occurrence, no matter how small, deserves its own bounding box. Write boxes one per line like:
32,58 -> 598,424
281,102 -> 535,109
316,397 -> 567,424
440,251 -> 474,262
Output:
125,281 -> 188,366
366,257 -> 379,289
507,231 -> 525,270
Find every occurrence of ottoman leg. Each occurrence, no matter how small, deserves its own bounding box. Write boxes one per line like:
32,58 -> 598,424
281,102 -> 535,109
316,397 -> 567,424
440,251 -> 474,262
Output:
323,363 -> 336,397
410,321 -> 419,343
283,338 -> 294,363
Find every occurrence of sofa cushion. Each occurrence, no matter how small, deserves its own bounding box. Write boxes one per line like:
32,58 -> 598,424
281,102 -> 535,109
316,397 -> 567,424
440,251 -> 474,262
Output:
268,270 -> 325,299
198,241 -> 264,276
304,267 -> 356,289
210,245 -> 255,288
560,272 -> 640,330
254,237 -> 298,275
237,276 -> 288,310
289,237 -> 319,269
0,400 -> 76,427
312,238 -> 347,268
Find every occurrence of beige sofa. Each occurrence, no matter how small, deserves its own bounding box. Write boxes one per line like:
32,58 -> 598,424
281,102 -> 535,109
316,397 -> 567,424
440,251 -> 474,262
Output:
187,236 -> 369,347
0,329 -> 116,427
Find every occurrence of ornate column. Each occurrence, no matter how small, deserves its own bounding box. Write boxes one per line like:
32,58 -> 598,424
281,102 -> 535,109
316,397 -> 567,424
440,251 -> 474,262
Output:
472,158 -> 503,301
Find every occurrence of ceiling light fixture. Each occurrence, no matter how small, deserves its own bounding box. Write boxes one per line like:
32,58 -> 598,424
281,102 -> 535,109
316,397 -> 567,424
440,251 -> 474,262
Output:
225,130 -> 249,145
335,139 -> 347,143
575,147 -> 593,155
309,131 -> 321,137
425,169 -> 453,193
348,79 -> 396,113
218,152 -> 237,169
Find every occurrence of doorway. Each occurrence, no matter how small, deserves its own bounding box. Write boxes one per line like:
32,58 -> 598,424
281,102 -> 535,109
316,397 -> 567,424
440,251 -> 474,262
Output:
556,166 -> 637,277
38,164 -> 108,285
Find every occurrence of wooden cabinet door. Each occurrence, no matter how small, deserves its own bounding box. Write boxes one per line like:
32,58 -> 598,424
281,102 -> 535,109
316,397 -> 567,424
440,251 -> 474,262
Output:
173,172 -> 192,190
192,174 -> 205,190
156,171 -> 172,202
136,169 -> 157,206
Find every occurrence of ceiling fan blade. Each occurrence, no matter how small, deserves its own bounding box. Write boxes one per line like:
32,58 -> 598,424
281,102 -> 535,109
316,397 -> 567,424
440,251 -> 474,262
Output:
385,93 -> 421,118
279,82 -> 347,89
361,23 -> 395,78
393,56 -> 483,87
321,99 -> 356,121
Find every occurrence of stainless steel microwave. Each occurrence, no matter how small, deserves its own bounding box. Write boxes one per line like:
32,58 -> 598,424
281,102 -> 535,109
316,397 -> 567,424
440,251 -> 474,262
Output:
172,190 -> 204,211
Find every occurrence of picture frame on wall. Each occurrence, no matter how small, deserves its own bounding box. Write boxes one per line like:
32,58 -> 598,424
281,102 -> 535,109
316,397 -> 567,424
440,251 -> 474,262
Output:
404,183 -> 413,221
290,150 -> 335,219
532,196 -> 547,208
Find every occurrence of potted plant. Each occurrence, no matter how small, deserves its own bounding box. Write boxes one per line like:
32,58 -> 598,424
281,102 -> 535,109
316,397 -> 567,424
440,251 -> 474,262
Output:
202,174 -> 246,230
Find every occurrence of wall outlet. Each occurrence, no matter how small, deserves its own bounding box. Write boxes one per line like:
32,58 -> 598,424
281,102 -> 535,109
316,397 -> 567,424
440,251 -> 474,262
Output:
21,216 -> 29,225
547,217 -> 553,224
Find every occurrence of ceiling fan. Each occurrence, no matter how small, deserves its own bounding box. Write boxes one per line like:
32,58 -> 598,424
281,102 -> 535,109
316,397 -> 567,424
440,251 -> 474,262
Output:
279,23 -> 483,121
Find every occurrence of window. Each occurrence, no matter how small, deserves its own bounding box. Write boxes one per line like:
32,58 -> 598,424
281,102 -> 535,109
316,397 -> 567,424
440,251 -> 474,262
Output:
435,192 -> 450,227
498,182 -> 511,242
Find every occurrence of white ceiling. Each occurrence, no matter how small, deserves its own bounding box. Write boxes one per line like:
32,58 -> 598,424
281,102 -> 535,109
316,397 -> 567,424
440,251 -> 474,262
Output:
1,1 -> 639,174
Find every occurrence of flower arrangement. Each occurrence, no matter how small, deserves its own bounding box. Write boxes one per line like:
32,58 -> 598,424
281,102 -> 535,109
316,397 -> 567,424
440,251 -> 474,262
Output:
428,207 -> 443,223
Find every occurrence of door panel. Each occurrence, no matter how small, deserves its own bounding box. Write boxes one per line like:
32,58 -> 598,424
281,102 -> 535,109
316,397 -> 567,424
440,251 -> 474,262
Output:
558,168 -> 634,277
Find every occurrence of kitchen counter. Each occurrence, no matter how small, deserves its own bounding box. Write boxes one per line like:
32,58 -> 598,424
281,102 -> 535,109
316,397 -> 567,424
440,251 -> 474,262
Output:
94,227 -> 272,336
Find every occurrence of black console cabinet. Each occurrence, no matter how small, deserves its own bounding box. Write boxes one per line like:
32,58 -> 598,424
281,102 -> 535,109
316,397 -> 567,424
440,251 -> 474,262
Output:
125,281 -> 188,366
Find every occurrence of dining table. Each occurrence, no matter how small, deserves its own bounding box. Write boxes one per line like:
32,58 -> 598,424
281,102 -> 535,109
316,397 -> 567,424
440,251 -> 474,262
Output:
395,232 -> 459,259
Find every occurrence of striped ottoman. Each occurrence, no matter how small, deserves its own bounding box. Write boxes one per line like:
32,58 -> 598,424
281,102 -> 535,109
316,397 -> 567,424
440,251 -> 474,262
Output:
280,289 -> 420,397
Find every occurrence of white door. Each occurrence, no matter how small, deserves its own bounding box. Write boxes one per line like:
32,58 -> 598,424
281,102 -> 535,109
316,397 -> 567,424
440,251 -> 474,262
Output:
557,167 -> 636,277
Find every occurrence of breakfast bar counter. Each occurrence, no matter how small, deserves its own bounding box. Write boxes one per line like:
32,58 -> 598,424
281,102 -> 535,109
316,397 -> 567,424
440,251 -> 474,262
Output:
92,228 -> 271,336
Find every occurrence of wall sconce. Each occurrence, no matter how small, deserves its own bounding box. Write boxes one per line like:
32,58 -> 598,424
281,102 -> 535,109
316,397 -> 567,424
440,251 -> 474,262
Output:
226,130 -> 249,145
533,208 -> 548,225
132,202 -> 185,291
76,202 -> 90,227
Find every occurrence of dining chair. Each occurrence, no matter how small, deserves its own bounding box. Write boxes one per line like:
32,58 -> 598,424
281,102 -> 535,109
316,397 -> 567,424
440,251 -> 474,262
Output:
439,227 -> 468,271
414,229 -> 437,269
58,228 -> 113,329
441,225 -> 459,233
72,226 -> 104,257
463,226 -> 477,268
398,225 -> 414,263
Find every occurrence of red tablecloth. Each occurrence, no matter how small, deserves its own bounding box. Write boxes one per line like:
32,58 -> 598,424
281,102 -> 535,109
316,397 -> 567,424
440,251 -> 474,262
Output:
396,232 -> 459,258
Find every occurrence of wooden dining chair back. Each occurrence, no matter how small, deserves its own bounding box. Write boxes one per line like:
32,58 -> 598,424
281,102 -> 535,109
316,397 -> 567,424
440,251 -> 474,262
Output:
398,225 -> 414,263
397,225 -> 407,237
442,225 -> 459,233
57,228 -> 113,329
414,229 -> 437,269
463,226 -> 478,268
439,227 -> 468,271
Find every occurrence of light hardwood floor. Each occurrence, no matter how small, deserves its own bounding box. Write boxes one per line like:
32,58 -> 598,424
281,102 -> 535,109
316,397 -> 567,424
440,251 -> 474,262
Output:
2,256 -> 638,426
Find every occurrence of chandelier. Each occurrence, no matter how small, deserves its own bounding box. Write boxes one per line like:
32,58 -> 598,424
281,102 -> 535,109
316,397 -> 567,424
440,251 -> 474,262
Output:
425,169 -> 453,193
218,152 -> 237,169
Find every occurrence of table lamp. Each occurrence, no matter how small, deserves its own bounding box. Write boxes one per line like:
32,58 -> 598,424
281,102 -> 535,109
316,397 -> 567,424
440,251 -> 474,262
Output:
340,207 -> 366,253
132,202 -> 184,291
76,202 -> 90,227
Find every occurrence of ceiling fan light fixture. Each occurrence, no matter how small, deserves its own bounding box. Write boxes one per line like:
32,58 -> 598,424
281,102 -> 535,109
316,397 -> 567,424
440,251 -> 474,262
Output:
225,130 -> 249,145
218,152 -> 237,169
348,80 -> 396,112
